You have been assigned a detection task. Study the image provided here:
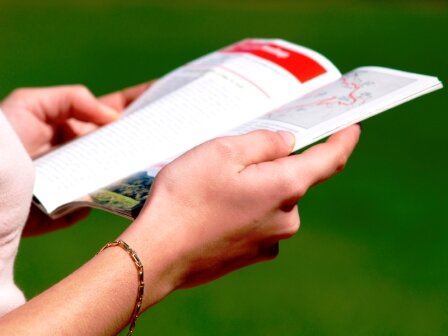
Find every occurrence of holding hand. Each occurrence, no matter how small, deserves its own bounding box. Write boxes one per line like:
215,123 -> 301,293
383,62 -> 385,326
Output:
0,84 -> 360,334
0,82 -> 152,235
1,83 -> 152,158
121,125 -> 361,304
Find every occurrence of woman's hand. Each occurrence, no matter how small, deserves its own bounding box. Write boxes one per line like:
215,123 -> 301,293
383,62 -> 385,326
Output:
1,83 -> 152,158
0,125 -> 360,335
0,82 -> 152,236
121,125 -> 361,307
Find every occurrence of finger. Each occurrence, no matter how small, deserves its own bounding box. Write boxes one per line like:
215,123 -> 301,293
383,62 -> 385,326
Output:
63,85 -> 121,125
206,130 -> 295,169
293,124 -> 361,188
63,119 -> 98,138
55,120 -> 97,144
253,124 -> 361,201
23,207 -> 90,237
264,204 -> 301,240
33,85 -> 121,125
5,86 -> 120,126
99,81 -> 154,111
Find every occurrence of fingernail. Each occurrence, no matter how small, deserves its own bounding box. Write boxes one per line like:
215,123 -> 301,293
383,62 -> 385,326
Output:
101,104 -> 121,120
277,131 -> 296,150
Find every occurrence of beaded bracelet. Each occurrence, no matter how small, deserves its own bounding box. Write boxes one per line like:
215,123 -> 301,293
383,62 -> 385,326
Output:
97,240 -> 144,335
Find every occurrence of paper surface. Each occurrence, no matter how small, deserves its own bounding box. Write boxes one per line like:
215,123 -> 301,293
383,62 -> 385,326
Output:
226,66 -> 442,150
34,39 -> 339,213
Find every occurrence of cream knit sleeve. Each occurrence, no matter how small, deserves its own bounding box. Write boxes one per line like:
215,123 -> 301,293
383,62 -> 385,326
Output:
0,109 -> 34,316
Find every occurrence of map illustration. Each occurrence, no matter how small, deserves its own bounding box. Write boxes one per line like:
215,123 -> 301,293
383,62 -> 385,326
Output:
265,69 -> 415,129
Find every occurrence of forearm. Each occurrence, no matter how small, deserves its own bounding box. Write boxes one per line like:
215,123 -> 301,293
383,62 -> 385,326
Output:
0,125 -> 360,334
0,236 -> 175,335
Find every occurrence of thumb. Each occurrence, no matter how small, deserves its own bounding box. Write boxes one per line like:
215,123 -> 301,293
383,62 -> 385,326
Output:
231,130 -> 295,167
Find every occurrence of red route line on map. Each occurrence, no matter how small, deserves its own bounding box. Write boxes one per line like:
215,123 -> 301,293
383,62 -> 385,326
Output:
313,76 -> 362,107
185,63 -> 271,99
271,76 -> 364,114
298,77 -> 361,107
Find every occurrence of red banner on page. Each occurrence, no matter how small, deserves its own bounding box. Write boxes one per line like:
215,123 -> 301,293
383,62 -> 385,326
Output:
222,40 -> 326,83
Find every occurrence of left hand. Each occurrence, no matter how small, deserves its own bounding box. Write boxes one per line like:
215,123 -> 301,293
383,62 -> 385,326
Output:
0,82 -> 152,235
1,83 -> 152,157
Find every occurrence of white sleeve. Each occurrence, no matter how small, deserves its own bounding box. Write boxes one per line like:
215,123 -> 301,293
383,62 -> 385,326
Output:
0,109 -> 35,316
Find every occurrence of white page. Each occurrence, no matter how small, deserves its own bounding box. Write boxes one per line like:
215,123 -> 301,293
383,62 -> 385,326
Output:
225,67 -> 442,150
34,39 -> 339,213
125,38 -> 340,114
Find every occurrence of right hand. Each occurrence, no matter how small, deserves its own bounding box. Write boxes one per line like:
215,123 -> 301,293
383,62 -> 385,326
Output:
121,125 -> 361,306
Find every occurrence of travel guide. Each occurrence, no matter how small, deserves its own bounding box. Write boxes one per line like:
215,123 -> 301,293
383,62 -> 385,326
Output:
32,39 -> 443,219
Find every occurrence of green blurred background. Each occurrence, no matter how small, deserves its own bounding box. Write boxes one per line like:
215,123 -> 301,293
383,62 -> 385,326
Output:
1,0 -> 447,335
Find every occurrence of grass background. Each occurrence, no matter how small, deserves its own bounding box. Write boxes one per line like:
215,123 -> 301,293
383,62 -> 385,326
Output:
1,1 -> 447,335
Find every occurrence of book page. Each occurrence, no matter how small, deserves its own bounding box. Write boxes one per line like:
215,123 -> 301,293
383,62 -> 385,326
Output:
34,39 -> 339,214
125,38 -> 340,114
225,67 -> 442,150
53,67 -> 442,220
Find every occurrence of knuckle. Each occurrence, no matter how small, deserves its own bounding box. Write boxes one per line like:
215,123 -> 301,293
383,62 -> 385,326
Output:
283,169 -> 307,199
334,145 -> 349,172
69,84 -> 91,97
253,129 -> 273,137
257,129 -> 284,150
276,165 -> 305,198
151,165 -> 177,194
294,183 -> 308,199
255,129 -> 276,141
156,163 -> 176,183
208,137 -> 238,159
72,84 -> 87,91
282,212 -> 301,238
10,88 -> 32,98
287,217 -> 301,236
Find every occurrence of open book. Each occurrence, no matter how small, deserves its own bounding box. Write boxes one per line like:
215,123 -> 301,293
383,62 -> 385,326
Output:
33,39 -> 442,219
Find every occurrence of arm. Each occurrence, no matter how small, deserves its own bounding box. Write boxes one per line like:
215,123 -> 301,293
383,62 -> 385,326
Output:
0,112 -> 34,316
0,125 -> 360,335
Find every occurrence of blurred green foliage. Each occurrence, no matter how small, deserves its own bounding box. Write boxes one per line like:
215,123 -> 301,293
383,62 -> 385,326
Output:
1,1 -> 447,335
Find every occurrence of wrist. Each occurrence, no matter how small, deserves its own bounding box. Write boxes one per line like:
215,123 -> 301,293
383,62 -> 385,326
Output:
118,219 -> 184,310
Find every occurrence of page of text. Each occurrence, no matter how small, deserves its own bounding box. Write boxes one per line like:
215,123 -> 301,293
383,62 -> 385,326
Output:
225,67 -> 442,151
34,39 -> 339,213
